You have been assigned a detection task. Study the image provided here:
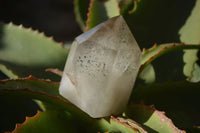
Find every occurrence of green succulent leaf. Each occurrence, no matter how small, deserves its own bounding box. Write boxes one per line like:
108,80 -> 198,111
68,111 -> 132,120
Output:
123,0 -> 200,81
74,0 -> 89,31
0,77 -> 62,132
8,110 -> 90,133
126,104 -> 185,133
109,117 -> 147,133
0,88 -> 93,123
0,63 -> 18,79
131,81 -> 200,129
140,43 -> 200,72
179,0 -> 200,81
0,97 -> 40,133
97,116 -> 147,133
0,23 -> 69,81
123,0 -> 196,48
118,0 -> 135,15
192,63 -> 200,82
139,43 -> 200,82
0,76 -> 62,99
0,77 -> 95,125
86,0 -> 120,31
138,64 -> 155,84
45,68 -> 63,77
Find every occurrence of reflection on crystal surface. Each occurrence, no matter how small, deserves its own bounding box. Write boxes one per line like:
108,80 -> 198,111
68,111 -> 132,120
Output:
59,15 -> 142,118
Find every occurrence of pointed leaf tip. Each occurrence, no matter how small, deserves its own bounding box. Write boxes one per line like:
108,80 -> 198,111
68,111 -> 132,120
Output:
45,68 -> 63,77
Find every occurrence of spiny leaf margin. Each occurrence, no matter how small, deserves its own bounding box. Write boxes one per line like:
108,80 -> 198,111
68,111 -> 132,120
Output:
126,103 -> 185,133
0,76 -> 61,98
179,0 -> 200,81
0,22 -> 68,81
132,81 -> 200,128
140,43 -> 200,73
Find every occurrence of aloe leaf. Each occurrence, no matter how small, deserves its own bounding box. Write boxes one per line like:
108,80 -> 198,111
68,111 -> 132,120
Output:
192,64 -> 200,82
126,104 -> 185,133
0,23 -> 69,81
0,89 -> 104,133
124,0 -> 196,48
118,0 -> 135,15
0,76 -> 80,114
45,68 -> 63,77
141,43 -> 200,71
110,117 -> 147,133
0,63 -> 18,79
131,81 -> 200,128
10,110 -> 147,133
179,0 -> 200,81
0,97 -> 40,132
138,64 -> 155,84
86,0 -> 120,31
97,116 -> 147,133
121,0 -> 142,15
119,0 -> 145,16
0,89 -> 94,122
74,0 -> 89,31
123,0 -> 200,81
0,76 -> 147,133
139,43 -> 200,82
0,77 -> 62,132
0,76 -> 62,99
8,110 -> 92,133
0,77 -> 94,121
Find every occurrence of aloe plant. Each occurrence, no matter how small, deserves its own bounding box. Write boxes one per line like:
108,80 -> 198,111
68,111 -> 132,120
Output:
0,0 -> 200,132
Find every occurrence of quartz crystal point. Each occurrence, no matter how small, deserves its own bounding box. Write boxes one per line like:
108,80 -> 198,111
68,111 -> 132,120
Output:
59,15 -> 142,118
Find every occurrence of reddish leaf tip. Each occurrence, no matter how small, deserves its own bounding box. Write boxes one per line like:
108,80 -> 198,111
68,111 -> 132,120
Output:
59,42 -> 64,46
171,43 -> 175,47
45,68 -> 63,77
128,0 -> 137,14
153,43 -> 158,48
179,42 -> 185,46
142,48 -> 146,52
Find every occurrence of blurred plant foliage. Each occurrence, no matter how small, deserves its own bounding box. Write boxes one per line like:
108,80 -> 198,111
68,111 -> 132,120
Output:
0,0 -> 200,132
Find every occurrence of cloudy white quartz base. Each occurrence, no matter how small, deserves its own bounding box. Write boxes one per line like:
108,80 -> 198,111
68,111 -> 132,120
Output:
59,16 -> 142,118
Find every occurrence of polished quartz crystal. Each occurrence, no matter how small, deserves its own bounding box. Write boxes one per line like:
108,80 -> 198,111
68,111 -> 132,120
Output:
59,15 -> 142,118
